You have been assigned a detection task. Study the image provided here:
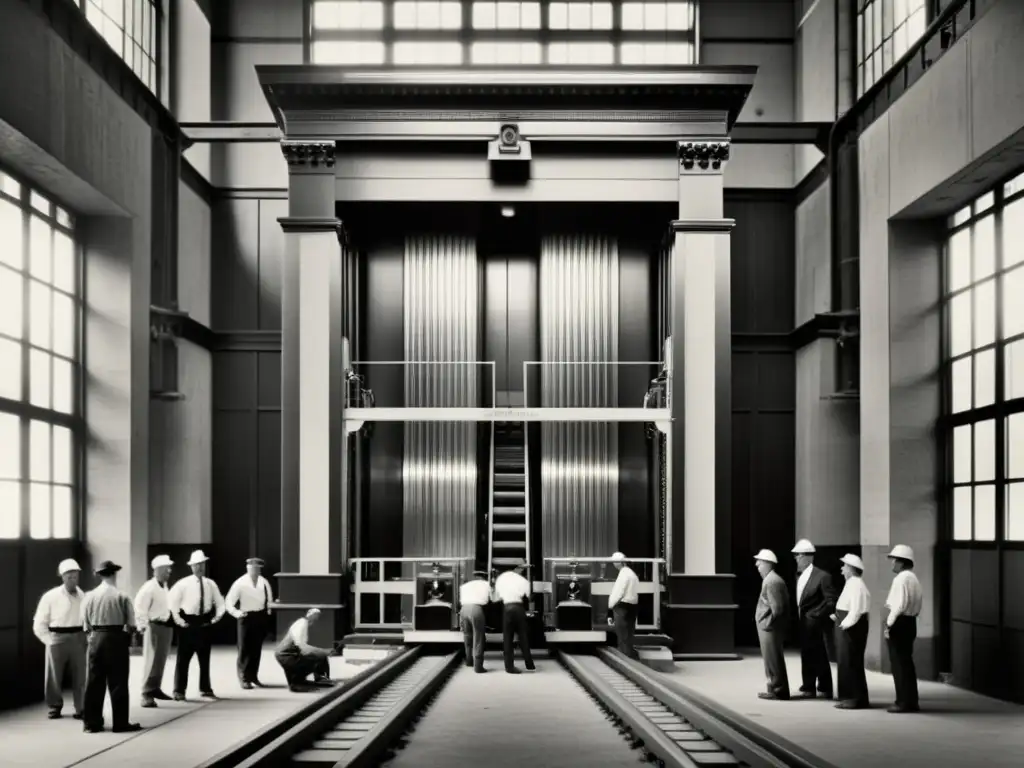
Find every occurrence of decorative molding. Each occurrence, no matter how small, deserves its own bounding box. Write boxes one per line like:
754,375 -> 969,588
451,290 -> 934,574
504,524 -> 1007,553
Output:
280,140 -> 336,169
678,140 -> 731,173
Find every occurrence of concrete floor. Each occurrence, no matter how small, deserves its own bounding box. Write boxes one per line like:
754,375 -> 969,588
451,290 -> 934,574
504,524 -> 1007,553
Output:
659,651 -> 1024,768
0,646 -> 365,768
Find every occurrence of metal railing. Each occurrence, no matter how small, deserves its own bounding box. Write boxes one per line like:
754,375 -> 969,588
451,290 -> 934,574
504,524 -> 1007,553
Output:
350,557 -> 474,630
541,556 -> 666,632
523,360 -> 668,409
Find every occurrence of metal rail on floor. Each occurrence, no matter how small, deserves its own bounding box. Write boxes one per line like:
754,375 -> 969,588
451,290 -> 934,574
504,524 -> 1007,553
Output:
194,645 -> 423,768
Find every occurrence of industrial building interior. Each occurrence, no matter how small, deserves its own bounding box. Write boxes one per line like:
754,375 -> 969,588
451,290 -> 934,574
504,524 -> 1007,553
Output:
2,0 -> 1024,760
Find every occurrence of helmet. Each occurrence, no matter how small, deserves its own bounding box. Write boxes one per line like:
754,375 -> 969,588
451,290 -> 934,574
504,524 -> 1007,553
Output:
887,544 -> 915,563
791,539 -> 816,554
840,553 -> 865,571
754,549 -> 778,564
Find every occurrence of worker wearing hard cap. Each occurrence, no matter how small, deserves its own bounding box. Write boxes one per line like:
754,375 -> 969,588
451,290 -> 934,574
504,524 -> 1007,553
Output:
32,559 -> 87,720
884,545 -> 923,713
791,539 -> 837,699
830,553 -> 871,710
607,552 -> 640,660
493,559 -> 536,673
134,554 -> 175,707
753,550 -> 791,700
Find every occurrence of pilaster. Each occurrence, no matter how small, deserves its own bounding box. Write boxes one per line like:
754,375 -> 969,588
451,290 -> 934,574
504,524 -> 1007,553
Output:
274,139 -> 347,642
664,138 -> 739,658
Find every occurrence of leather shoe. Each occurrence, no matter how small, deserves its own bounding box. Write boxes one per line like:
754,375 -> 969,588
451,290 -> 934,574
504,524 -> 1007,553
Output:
151,690 -> 172,701
758,692 -> 790,700
112,723 -> 142,733
173,692 -> 187,701
140,699 -> 157,708
240,682 -> 253,690
47,710 -> 61,720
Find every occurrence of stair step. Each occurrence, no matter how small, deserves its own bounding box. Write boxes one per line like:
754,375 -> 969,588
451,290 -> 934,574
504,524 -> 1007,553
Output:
493,541 -> 527,550
494,491 -> 525,501
492,557 -> 527,566
492,523 -> 526,532
493,507 -> 525,517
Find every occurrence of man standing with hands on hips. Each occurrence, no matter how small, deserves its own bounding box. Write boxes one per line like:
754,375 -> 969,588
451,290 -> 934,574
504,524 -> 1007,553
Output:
33,558 -> 87,720
226,557 -> 275,689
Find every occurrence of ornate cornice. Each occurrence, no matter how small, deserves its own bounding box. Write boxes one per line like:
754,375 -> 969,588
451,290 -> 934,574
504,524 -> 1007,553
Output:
281,140 -> 336,169
678,140 -> 731,173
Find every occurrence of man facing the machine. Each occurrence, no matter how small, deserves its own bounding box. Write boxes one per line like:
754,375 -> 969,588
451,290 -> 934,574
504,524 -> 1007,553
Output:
606,552 -> 640,659
493,560 -> 536,674
459,570 -> 493,673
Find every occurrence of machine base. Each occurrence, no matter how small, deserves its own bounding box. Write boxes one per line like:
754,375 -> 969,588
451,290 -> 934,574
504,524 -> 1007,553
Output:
545,630 -> 606,643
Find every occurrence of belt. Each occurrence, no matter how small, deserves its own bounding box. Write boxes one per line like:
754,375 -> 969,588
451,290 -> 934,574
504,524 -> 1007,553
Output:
150,618 -> 174,627
49,626 -> 84,634
91,625 -> 125,632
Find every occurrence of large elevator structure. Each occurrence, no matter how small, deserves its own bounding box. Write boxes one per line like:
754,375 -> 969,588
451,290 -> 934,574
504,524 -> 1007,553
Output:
259,66 -> 754,656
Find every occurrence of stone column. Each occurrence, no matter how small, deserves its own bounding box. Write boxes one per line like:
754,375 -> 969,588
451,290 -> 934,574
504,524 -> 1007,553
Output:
664,139 -> 738,657
274,139 -> 347,647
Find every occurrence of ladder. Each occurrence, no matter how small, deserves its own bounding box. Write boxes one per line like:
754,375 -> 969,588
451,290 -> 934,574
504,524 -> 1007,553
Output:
488,422 -> 528,573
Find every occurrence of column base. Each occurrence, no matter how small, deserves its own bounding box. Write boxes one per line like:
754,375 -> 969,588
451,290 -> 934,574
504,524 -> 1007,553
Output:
663,573 -> 740,658
273,572 -> 348,649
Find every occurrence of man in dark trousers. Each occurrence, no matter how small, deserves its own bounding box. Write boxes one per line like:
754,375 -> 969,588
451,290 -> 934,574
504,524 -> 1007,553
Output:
459,570 -> 493,673
884,545 -> 923,713
168,550 -> 226,700
80,560 -> 141,734
225,557 -> 275,689
754,549 -> 791,700
493,560 -> 536,674
791,538 -> 837,699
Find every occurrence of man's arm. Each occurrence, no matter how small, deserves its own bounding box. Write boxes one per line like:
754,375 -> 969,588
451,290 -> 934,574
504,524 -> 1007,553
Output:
134,583 -> 152,632
80,593 -> 93,634
265,579 -> 275,615
886,577 -> 909,628
167,582 -> 188,627
765,579 -> 787,630
123,594 -> 137,631
225,579 -> 244,619
211,581 -> 227,622
607,571 -> 625,611
32,593 -> 53,645
820,572 -> 839,617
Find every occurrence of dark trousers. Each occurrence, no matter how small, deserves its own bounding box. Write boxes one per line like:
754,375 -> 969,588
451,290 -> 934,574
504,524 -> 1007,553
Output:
276,651 -> 330,686
174,623 -> 213,694
237,614 -> 269,683
460,604 -> 486,669
757,628 -> 790,698
835,611 -> 870,707
798,615 -> 833,696
83,630 -> 130,729
613,603 -> 639,659
502,604 -> 535,671
887,615 -> 919,709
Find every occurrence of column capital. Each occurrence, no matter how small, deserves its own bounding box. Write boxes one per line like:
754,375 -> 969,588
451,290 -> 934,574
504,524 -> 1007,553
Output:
278,216 -> 345,238
677,139 -> 731,174
281,140 -> 336,171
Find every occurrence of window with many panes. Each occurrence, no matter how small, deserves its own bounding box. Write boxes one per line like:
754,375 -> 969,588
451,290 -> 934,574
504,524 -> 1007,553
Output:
81,0 -> 160,94
308,0 -> 697,66
856,0 -> 929,98
0,170 -> 81,540
946,171 -> 1024,542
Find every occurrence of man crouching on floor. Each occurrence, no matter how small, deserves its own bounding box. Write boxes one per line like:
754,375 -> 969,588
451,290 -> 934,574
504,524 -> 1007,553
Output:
274,608 -> 335,692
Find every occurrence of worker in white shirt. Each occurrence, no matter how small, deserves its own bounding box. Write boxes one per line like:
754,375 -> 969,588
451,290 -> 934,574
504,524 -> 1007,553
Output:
606,552 -> 640,660
226,556 -> 275,689
33,558 -> 87,720
493,560 -> 536,674
167,550 -> 225,700
830,553 -> 871,710
884,544 -> 923,713
134,554 -> 175,708
275,608 -> 335,692
459,570 -> 493,673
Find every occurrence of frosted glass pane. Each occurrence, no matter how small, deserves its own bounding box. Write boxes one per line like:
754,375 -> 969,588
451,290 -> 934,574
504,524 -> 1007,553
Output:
974,484 -> 995,541
974,215 -> 996,280
948,291 -> 971,357
947,229 -> 970,292
29,349 -> 50,409
1007,339 -> 1024,399
53,426 -> 73,485
0,198 -> 23,270
975,419 -> 995,483
30,482 -> 50,539
52,291 -> 75,359
311,40 -> 386,65
952,424 -> 972,484
0,481 -> 19,538
974,348 -> 995,408
52,485 -> 72,539
952,485 -> 972,540
1003,267 -> 1024,339
950,356 -> 971,414
1003,199 -> 1024,269
974,280 -> 995,349
53,357 -> 73,415
30,281 -> 51,350
0,412 -> 19,479
1008,413 -> 1024,480
0,336 -> 18,400
30,420 -> 50,482
0,266 -> 23,339
1007,483 -> 1024,541
471,42 -> 542,65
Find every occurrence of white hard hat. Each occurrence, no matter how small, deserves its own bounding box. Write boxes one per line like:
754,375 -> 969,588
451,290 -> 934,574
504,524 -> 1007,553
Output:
151,554 -> 174,569
791,539 -> 816,554
754,549 -> 778,564
187,550 -> 210,566
887,545 -> 915,563
610,552 -> 627,562
58,559 -> 81,576
840,553 -> 865,571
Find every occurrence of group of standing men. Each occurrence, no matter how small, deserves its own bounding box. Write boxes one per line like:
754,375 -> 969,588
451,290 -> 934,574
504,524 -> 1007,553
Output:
33,549 -> 334,733
754,539 -> 924,713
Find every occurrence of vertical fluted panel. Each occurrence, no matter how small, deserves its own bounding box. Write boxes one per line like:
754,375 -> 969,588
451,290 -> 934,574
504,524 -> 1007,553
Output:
402,234 -> 479,559
539,235 -> 620,559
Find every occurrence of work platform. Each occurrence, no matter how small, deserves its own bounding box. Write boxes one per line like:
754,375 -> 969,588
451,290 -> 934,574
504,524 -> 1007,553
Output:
1,646 -> 364,768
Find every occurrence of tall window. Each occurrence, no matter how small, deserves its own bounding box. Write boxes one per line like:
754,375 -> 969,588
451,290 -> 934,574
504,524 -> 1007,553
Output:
945,171 -> 1024,542
81,0 -> 160,94
856,0 -> 929,97
308,0 -> 697,66
0,170 -> 81,540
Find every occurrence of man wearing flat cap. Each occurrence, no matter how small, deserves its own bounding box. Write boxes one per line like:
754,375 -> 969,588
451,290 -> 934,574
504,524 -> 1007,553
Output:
80,560 -> 141,733
134,554 -> 176,708
32,558 -> 87,720
493,560 -> 536,674
459,570 -> 493,673
168,549 -> 226,700
226,556 -> 276,689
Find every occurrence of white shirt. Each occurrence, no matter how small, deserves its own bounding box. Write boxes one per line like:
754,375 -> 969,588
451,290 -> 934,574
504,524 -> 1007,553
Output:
885,569 -> 923,627
33,585 -> 85,645
836,576 -> 870,630
493,571 -> 531,604
459,579 -> 493,606
167,574 -> 226,625
796,567 -> 812,608
134,578 -> 172,629
287,617 -> 310,648
225,575 -> 274,619
607,566 -> 640,610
